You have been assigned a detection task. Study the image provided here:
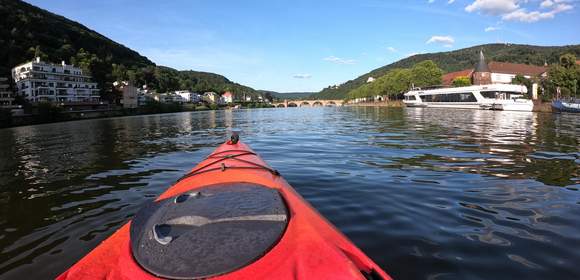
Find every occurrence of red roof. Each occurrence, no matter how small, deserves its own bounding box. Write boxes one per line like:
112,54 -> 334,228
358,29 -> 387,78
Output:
488,61 -> 547,76
576,60 -> 580,65
442,69 -> 473,85
222,92 -> 233,97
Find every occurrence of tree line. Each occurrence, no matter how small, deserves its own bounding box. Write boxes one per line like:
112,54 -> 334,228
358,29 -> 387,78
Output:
347,60 -> 443,100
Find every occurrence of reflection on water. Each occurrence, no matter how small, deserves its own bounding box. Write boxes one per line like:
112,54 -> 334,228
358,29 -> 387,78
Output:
0,108 -> 578,279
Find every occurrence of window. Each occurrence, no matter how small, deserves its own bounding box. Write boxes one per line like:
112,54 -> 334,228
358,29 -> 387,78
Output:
481,91 -> 523,100
420,92 -> 476,102
481,91 -> 497,99
405,95 -> 417,101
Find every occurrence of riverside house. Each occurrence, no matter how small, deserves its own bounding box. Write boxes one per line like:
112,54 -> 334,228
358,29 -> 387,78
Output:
12,57 -> 100,104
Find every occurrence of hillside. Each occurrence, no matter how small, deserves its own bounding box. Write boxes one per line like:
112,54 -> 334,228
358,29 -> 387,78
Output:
0,0 -> 260,99
313,43 -> 580,99
0,0 -> 153,76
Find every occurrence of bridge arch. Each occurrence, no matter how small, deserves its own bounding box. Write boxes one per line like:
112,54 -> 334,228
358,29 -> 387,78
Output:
300,101 -> 311,107
276,104 -> 286,108
312,101 -> 323,107
287,102 -> 298,107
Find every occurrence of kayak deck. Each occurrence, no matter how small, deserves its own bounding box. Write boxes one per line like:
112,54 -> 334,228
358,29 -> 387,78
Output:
58,139 -> 391,280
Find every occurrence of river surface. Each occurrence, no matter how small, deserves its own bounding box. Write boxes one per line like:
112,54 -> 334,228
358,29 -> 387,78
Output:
0,107 -> 579,280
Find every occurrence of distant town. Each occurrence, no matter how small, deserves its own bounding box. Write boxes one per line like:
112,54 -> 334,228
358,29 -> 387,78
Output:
0,57 -> 279,127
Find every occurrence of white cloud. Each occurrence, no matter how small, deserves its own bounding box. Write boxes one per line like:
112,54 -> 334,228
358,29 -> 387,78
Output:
387,46 -> 398,52
502,3 -> 573,22
540,0 -> 554,8
323,56 -> 356,65
426,35 -> 455,45
292,74 -> 312,79
485,26 -> 499,32
464,0 -> 574,22
465,0 -> 519,15
428,0 -> 435,3
448,0 -> 456,3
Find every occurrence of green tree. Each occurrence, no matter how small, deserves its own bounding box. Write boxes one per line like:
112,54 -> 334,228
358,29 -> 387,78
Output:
55,44 -> 75,62
560,53 -> 577,69
71,48 -> 115,101
549,65 -> 577,97
452,76 -> 472,87
36,102 -> 62,122
410,60 -> 443,88
27,45 -> 48,61
154,67 -> 180,92
112,64 -> 128,82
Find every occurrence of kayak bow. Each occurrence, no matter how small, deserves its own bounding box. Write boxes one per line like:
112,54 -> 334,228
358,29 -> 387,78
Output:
58,136 -> 391,280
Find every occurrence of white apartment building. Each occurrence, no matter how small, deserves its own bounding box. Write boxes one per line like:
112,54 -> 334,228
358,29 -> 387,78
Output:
12,57 -> 100,103
173,90 -> 202,103
156,93 -> 185,104
0,77 -> 14,108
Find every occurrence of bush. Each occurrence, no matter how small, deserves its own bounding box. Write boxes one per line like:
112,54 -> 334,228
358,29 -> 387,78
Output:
452,76 -> 472,87
36,102 -> 62,122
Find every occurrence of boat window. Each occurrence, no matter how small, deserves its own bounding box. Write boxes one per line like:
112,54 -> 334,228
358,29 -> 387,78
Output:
481,91 -> 523,99
405,95 -> 416,101
419,93 -> 476,102
481,91 -> 498,99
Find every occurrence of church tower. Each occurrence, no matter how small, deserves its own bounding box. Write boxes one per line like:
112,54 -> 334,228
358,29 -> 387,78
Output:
472,50 -> 492,85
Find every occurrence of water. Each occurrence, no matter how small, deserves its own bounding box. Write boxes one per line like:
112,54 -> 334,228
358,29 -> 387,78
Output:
0,107 -> 579,280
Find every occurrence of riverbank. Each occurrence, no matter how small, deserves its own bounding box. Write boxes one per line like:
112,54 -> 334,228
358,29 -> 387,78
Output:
0,103 -> 273,129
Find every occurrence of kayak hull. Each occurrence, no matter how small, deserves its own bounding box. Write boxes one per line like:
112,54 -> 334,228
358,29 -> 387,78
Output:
58,141 -> 391,280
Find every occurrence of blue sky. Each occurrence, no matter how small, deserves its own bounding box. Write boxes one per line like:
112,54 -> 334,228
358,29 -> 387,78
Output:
25,0 -> 580,92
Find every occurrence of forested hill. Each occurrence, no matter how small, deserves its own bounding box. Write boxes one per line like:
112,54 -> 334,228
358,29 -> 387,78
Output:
312,43 -> 580,99
0,0 -> 260,99
0,0 -> 153,75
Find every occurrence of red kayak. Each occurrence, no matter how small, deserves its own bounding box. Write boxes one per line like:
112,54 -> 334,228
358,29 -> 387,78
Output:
58,135 -> 391,280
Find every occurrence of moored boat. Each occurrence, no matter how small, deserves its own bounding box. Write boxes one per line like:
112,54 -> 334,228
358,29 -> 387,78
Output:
403,84 -> 533,112
552,99 -> 580,113
57,135 -> 391,280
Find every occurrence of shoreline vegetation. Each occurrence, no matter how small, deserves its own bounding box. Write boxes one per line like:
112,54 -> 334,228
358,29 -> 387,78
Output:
0,102 -> 275,129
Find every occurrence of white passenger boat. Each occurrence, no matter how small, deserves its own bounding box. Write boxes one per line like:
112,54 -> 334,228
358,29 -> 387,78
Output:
403,84 -> 533,112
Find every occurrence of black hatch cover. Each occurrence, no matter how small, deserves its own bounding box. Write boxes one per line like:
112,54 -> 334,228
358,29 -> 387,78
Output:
130,183 -> 289,279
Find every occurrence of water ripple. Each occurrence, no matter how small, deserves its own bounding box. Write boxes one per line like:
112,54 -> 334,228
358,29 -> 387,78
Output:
0,107 -> 579,279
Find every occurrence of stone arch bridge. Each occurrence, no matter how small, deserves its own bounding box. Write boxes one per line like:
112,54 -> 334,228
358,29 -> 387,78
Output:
272,100 -> 344,108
